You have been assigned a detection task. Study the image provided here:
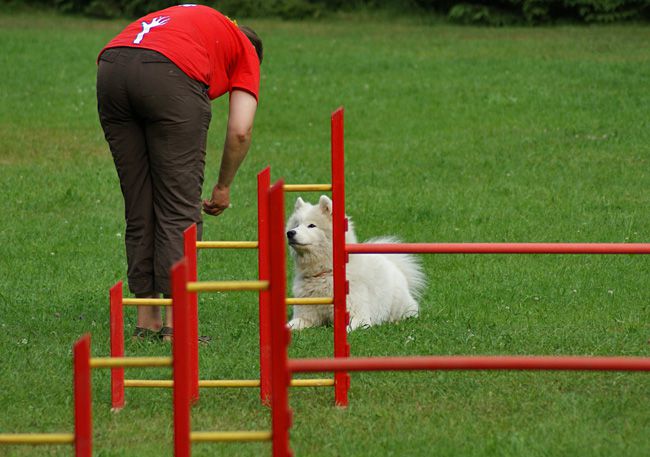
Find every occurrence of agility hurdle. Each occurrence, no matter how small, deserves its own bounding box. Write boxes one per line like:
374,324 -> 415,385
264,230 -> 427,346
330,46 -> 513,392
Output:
0,334 -> 173,456
109,239 -> 333,411
181,164 -> 338,406
262,179 -> 650,456
0,335 -> 87,453
171,180 -> 319,455
109,108 -> 350,408
170,261 -> 276,455
0,260 -> 273,456
186,110 -> 349,406
0,262 -> 273,455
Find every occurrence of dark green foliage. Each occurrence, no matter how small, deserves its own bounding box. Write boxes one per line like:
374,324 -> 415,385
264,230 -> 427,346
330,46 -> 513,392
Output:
6,0 -> 650,22
56,0 -> 194,18
9,0 -> 328,19
564,0 -> 650,22
443,0 -> 650,25
217,0 -> 325,20
448,3 -> 522,26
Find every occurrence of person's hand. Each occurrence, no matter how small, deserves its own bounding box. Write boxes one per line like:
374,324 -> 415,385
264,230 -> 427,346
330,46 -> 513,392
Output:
203,184 -> 230,216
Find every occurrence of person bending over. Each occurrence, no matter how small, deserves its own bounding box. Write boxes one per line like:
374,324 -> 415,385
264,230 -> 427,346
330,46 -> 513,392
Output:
97,4 -> 263,340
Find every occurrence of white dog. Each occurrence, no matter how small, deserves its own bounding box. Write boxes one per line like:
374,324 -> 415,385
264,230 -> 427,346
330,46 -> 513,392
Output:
286,195 -> 426,331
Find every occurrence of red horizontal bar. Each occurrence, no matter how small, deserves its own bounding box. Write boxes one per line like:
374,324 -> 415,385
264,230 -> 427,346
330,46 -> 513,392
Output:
289,355 -> 650,373
346,243 -> 650,255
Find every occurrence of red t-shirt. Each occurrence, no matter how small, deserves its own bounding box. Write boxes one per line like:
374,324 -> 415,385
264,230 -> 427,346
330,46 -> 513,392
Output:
99,5 -> 260,101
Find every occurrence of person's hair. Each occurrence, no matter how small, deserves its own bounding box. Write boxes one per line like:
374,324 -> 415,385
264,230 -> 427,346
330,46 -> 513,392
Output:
240,26 -> 263,65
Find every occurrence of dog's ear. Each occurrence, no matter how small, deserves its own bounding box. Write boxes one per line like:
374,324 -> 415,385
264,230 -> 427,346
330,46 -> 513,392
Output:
318,195 -> 333,216
295,197 -> 305,210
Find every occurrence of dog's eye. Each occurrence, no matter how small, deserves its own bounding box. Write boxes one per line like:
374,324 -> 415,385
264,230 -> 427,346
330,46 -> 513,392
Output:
308,224 -> 317,228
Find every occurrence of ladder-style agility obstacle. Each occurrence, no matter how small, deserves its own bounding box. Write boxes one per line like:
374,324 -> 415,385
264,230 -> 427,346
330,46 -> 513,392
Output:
109,108 -> 350,408
0,267 -> 275,455
168,181 -> 298,456
169,259 -> 275,456
109,221 -> 333,412
0,199 -> 285,456
0,334 -> 173,455
263,179 -> 650,456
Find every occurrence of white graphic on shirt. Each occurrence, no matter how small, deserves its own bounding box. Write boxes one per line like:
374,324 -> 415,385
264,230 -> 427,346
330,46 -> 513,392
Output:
133,16 -> 170,45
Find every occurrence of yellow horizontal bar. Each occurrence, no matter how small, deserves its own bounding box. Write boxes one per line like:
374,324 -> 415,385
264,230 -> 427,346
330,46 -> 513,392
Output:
283,184 -> 332,192
125,379 -> 173,388
291,378 -> 335,387
90,357 -> 173,368
122,298 -> 172,306
124,378 -> 333,388
0,433 -> 75,444
190,431 -> 272,442
286,297 -> 333,306
187,280 -> 269,292
201,379 -> 260,388
196,241 -> 259,249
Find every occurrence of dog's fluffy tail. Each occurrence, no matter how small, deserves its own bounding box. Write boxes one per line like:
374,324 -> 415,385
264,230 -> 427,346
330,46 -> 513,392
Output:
365,237 -> 427,298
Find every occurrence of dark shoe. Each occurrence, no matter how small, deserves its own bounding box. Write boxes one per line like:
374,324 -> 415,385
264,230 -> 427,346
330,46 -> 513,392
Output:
160,326 -> 212,344
160,326 -> 173,342
132,326 -> 162,341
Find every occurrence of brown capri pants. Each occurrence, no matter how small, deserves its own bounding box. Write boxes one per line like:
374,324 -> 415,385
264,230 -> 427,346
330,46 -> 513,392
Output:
97,47 -> 211,295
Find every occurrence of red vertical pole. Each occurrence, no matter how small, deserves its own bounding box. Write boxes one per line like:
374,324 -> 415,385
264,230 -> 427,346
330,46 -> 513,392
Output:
268,181 -> 293,457
331,107 -> 350,407
172,259 -> 192,457
109,282 -> 125,411
257,167 -> 272,405
73,334 -> 92,457
183,224 -> 200,404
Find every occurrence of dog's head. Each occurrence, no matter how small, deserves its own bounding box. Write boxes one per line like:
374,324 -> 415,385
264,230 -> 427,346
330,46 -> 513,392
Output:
286,195 -> 333,256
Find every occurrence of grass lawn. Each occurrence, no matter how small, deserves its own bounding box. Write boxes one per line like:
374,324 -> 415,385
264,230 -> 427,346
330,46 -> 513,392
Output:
1,8 -> 650,457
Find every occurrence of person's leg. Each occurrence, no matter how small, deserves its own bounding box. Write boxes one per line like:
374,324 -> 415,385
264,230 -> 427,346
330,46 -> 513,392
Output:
135,295 -> 162,334
150,85 -> 210,332
97,48 -> 162,333
130,51 -> 212,332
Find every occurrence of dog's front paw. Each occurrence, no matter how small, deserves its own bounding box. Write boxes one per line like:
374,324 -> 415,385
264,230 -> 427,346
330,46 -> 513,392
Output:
288,317 -> 312,331
347,317 -> 371,332
401,309 -> 419,319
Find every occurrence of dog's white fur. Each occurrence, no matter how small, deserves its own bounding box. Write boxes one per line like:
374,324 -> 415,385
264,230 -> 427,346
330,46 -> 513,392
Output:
286,195 -> 426,331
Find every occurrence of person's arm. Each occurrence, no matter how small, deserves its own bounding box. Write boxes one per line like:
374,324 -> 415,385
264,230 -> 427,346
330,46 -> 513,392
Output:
203,89 -> 258,216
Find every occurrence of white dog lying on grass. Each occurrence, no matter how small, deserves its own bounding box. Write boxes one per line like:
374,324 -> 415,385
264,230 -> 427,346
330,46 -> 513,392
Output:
285,195 -> 426,332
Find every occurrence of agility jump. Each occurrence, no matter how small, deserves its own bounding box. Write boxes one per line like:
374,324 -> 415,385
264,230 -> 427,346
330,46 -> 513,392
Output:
263,178 -> 650,456
0,195 -> 285,456
0,333 -> 173,455
109,235 -> 333,412
0,262 -> 275,456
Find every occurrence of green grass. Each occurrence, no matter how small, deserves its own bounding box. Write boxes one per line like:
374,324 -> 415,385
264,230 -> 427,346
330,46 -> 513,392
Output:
1,9 -> 650,457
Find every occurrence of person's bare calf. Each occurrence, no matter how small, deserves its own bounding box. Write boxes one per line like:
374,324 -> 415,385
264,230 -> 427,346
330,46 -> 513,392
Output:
161,295 -> 173,342
135,293 -> 163,340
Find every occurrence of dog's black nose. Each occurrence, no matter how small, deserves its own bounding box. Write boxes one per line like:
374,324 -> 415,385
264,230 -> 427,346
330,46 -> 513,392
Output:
286,230 -> 296,240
